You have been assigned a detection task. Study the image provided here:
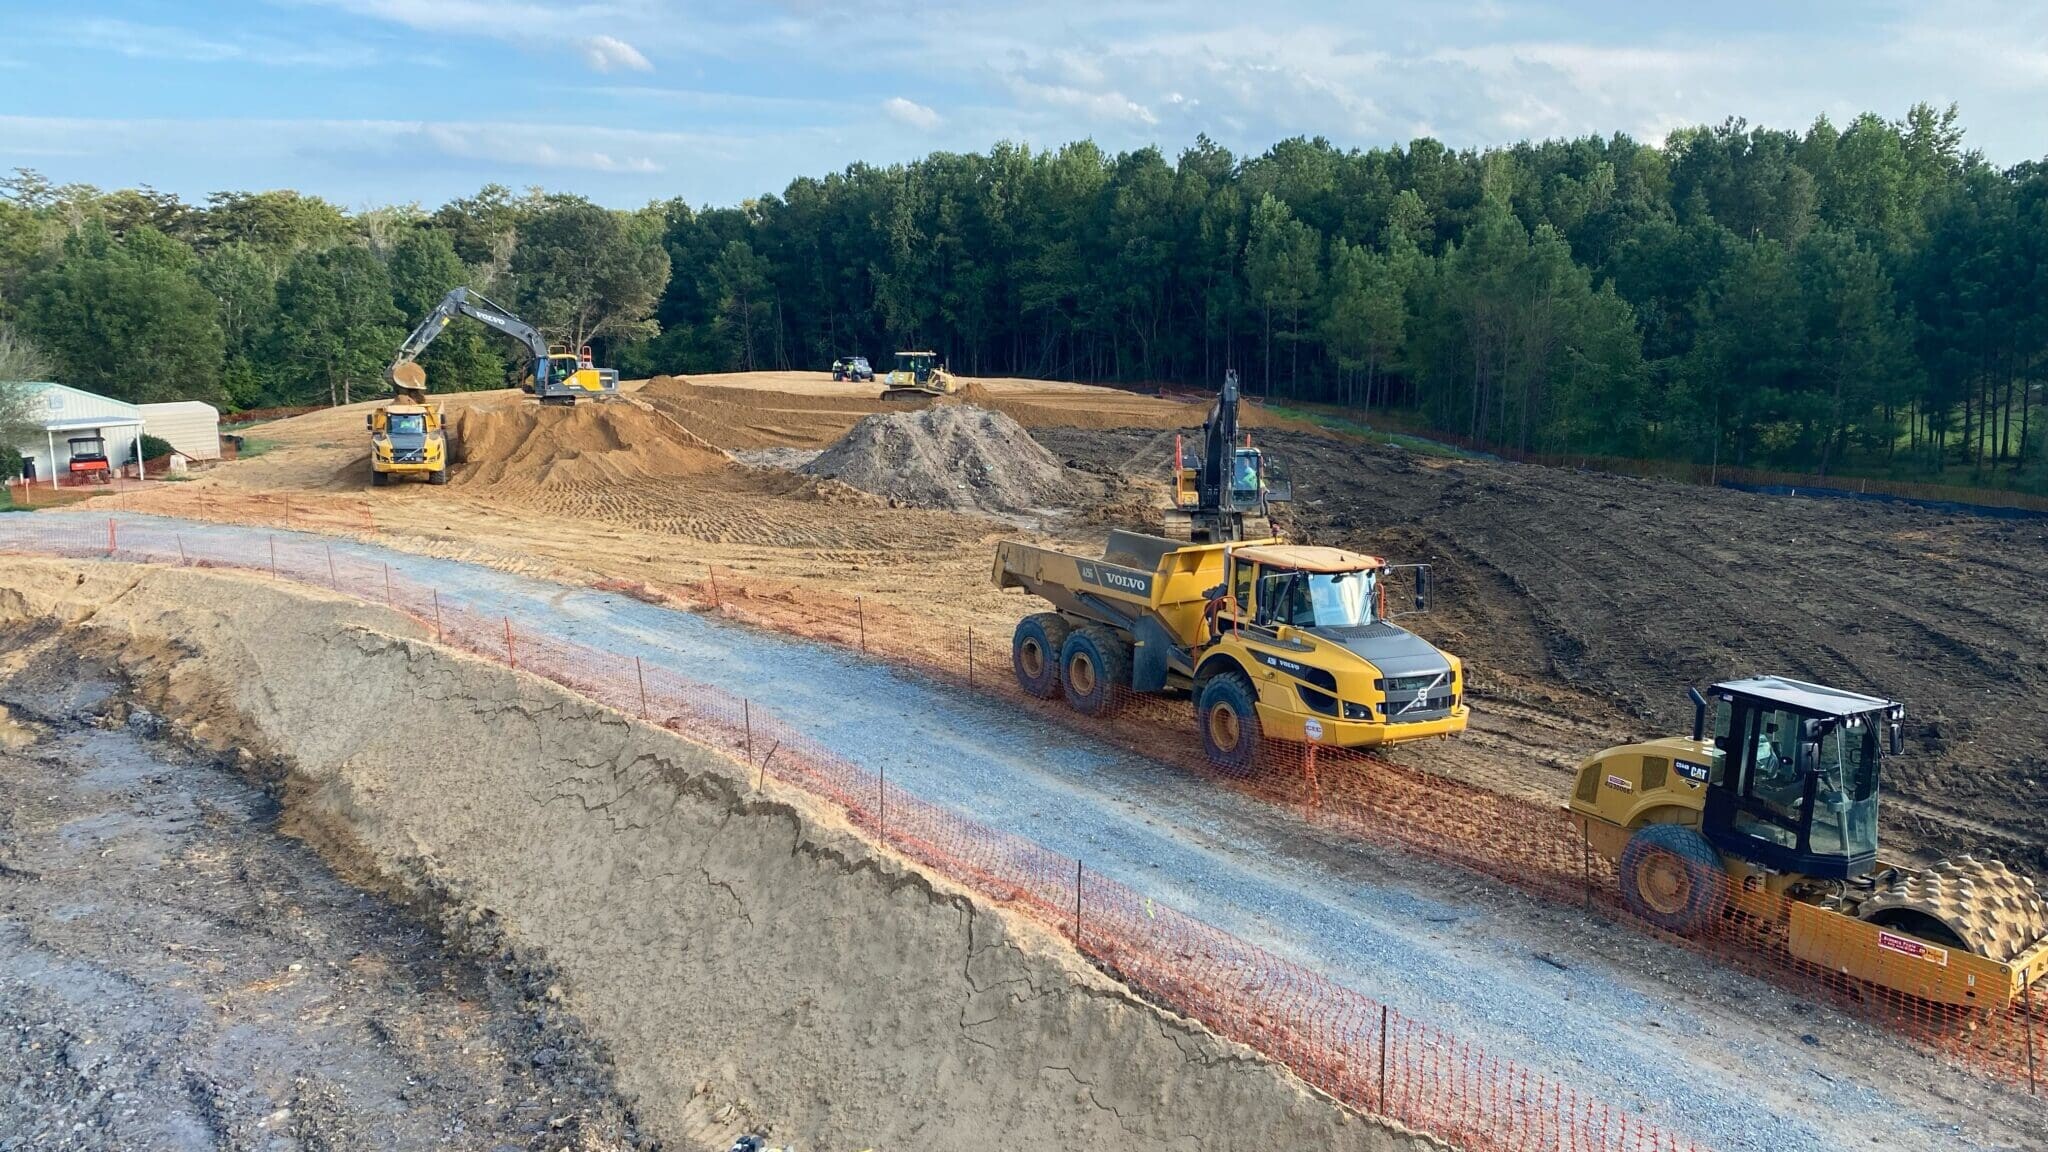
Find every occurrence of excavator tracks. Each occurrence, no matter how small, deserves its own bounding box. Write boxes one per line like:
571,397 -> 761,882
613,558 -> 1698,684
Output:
1858,855 -> 2048,964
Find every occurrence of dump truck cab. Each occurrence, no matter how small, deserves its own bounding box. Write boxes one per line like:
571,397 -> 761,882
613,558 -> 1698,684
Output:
1569,677 -> 2048,1007
1200,544 -> 1463,761
995,530 -> 1467,769
366,400 -> 449,486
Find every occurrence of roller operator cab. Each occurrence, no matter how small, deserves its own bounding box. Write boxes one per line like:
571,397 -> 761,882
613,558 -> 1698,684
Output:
995,530 -> 1468,770
1570,677 -> 2048,1007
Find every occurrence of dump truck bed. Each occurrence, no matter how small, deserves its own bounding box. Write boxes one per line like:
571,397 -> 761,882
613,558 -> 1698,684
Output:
995,529 -> 1277,648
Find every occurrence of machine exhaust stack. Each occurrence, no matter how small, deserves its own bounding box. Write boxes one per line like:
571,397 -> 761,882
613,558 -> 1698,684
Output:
1688,687 -> 1708,741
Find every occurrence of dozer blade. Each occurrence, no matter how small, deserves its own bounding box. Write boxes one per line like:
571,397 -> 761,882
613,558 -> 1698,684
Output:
1858,855 -> 2048,964
879,387 -> 939,403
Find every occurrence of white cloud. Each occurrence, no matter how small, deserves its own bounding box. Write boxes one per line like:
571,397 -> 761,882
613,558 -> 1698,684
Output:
65,16 -> 377,69
579,34 -> 653,73
1006,79 -> 1158,127
882,96 -> 941,130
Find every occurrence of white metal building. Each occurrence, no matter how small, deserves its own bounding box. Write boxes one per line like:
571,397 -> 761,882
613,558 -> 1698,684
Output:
139,400 -> 222,461
10,382 -> 147,488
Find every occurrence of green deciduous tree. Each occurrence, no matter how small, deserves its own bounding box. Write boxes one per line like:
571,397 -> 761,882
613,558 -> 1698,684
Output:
21,221 -> 224,403
269,244 -> 403,407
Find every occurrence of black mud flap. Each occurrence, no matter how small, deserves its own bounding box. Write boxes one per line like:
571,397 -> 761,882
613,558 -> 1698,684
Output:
1132,616 -> 1175,693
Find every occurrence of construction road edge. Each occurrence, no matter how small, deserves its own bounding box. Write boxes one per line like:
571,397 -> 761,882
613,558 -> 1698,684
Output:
0,556 -> 1446,1152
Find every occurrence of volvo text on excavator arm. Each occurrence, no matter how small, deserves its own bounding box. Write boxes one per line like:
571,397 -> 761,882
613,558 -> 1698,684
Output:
388,287 -> 617,405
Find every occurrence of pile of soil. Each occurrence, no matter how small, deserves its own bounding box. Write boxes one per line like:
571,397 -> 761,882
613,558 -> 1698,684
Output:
640,374 -> 881,449
449,398 -> 727,487
804,404 -> 1068,513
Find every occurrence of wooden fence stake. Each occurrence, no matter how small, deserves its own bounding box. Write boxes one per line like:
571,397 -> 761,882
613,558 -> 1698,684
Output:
269,536 -> 277,578
2027,972 -> 2039,1094
106,518 -> 116,557
383,562 -> 393,606
1074,859 -> 1084,945
1378,1005 -> 1390,1115
432,589 -> 443,641
176,534 -> 187,565
635,656 -> 649,719
743,699 -> 753,764
856,596 -> 866,653
878,765 -> 887,844
326,544 -> 338,589
503,616 -> 516,669
967,628 -> 974,687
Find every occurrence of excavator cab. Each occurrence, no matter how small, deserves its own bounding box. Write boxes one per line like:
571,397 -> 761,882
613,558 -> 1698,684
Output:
1700,677 -> 1900,881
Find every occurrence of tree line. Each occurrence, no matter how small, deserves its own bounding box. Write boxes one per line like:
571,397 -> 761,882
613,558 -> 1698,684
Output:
1,101 -> 2043,485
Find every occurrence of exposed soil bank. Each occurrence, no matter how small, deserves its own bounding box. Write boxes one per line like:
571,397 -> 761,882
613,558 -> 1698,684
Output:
0,669 -> 637,1151
0,559 -> 1435,1152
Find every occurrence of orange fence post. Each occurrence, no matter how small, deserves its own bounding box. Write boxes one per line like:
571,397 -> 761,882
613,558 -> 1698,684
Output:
503,616 -> 516,669
707,566 -> 720,608
432,589 -> 443,641
635,656 -> 648,719
106,519 -> 116,557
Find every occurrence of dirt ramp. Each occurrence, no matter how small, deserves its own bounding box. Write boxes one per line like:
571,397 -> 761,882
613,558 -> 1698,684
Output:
805,403 -> 1068,512
449,398 -> 728,487
0,559 -> 1438,1152
639,374 -> 881,449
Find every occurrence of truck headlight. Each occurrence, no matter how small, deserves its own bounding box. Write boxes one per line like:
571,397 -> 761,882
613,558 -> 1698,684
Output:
1343,702 -> 1374,721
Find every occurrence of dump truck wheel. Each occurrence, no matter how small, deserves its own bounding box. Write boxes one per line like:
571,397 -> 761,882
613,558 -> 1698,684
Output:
370,469 -> 389,487
1012,614 -> 1071,699
1060,625 -> 1130,717
429,465 -> 450,486
1619,824 -> 1728,934
1197,672 -> 1261,772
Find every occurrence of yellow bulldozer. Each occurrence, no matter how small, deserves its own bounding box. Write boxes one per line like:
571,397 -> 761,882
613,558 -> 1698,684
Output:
1570,676 -> 2048,1007
996,530 -> 1467,768
880,350 -> 957,401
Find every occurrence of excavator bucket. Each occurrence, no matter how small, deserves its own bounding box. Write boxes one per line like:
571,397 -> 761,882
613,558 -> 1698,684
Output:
391,361 -> 428,391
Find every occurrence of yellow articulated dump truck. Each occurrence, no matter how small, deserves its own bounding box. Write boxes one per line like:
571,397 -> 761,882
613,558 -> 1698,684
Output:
366,398 -> 449,486
994,528 -> 1468,768
1570,676 -> 2048,1007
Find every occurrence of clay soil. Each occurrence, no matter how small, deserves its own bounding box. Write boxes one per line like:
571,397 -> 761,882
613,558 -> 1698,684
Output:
95,375 -> 2046,877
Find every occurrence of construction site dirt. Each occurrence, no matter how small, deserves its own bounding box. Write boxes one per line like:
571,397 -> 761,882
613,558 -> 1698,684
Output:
0,645 -> 639,1151
51,370 -> 2048,1148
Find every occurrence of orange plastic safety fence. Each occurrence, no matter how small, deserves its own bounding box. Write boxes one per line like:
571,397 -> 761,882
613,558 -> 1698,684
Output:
0,516 -> 1741,1152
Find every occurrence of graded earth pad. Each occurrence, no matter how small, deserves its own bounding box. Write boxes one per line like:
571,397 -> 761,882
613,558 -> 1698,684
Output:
804,403 -> 1070,513
0,558 -> 1437,1152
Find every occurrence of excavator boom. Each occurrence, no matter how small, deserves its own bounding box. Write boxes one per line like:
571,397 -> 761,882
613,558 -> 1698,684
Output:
388,287 -> 616,404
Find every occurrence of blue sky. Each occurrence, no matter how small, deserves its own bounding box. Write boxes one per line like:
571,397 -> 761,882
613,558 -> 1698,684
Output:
3,1 -> 2045,210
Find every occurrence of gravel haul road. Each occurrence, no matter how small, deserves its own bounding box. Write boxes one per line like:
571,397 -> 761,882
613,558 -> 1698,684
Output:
9,511 -> 2039,1152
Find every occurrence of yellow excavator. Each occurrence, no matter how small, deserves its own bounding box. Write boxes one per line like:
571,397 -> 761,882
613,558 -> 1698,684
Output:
392,287 -> 618,406
996,530 -> 1466,768
880,350 -> 957,401
1163,369 -> 1290,542
1570,676 -> 2048,1007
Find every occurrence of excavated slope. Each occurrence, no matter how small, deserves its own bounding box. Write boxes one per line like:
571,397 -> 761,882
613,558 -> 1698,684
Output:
0,558 -> 1436,1152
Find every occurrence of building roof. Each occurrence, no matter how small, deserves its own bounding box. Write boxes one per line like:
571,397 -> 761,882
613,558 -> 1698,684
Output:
1714,676 -> 1902,719
13,382 -> 146,431
1233,544 -> 1385,573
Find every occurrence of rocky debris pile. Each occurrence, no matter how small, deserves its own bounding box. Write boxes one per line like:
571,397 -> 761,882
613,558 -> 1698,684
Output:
803,404 -> 1068,513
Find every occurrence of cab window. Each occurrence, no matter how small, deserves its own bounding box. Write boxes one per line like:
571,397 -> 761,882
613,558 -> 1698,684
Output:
1232,559 -> 1254,613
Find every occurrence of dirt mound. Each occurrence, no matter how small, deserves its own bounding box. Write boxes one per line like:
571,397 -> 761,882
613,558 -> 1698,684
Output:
639,374 -> 882,449
804,404 -> 1067,512
449,398 -> 728,487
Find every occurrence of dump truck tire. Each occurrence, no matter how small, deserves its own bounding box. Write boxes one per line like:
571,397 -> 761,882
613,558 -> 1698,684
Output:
370,469 -> 389,487
1197,672 -> 1261,772
429,464 -> 450,486
1619,824 -> 1728,934
1060,625 -> 1130,717
1012,613 -> 1071,699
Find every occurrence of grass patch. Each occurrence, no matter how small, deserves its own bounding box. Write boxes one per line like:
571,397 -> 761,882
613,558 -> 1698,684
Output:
1263,403 -> 1479,459
234,437 -> 281,460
